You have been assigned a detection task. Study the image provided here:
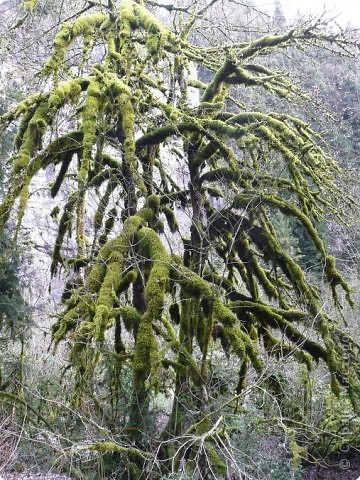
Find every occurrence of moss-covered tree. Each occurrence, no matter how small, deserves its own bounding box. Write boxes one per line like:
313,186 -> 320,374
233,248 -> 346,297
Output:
1,0 -> 359,477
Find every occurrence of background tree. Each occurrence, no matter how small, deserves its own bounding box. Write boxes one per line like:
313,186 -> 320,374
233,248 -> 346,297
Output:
0,0 -> 359,478
0,94 -> 30,393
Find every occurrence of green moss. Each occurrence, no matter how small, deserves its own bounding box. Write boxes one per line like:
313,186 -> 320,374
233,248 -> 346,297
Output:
79,213 -> 146,343
201,296 -> 212,318
43,13 -> 107,76
325,255 -> 353,306
51,192 -> 78,275
13,153 -> 30,174
48,80 -> 83,109
52,307 -> 80,342
205,444 -> 227,475
66,257 -> 88,271
162,206 -> 178,233
133,227 -> 170,390
119,0 -> 135,39
137,207 -> 155,222
201,59 -> 234,103
94,180 -> 117,230
88,262 -> 106,293
117,306 -> 142,333
170,256 -> 262,369
93,304 -> 110,343
14,108 -> 36,151
330,374 -> 341,396
262,326 -> 313,370
1,93 -> 46,127
81,80 -> 102,178
146,32 -> 160,59
98,208 -> 117,245
13,103 -> 51,178
146,194 -> 160,211
50,154 -> 73,198
23,0 -> 37,10
28,130 -> 82,176
288,429 -> 307,469
88,441 -> 152,458
117,269 -> 138,294
0,0 -> 357,447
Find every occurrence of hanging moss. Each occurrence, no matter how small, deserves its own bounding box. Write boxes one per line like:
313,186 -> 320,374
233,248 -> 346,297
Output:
116,306 -> 142,333
262,326 -> 313,370
132,227 -> 170,390
13,103 -> 50,173
1,0 -> 359,467
51,192 -> 78,275
1,93 -> 46,129
325,255 -> 353,306
52,307 -> 81,343
42,13 -> 107,76
99,208 -> 118,246
94,180 -> 117,231
81,80 -> 102,179
131,0 -> 177,55
169,256 -> 264,372
14,108 -> 37,152
137,207 -> 155,223
50,155 -> 73,198
161,206 -> 179,233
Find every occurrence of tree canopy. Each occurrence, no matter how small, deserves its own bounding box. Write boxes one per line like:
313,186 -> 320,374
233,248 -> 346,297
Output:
0,0 -> 359,477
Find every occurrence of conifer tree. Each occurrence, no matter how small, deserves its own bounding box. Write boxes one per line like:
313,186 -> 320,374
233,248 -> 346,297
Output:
0,100 -> 29,391
0,0 -> 359,477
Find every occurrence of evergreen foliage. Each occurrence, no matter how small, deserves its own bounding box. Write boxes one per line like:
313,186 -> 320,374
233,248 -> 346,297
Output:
0,102 -> 30,392
0,0 -> 359,477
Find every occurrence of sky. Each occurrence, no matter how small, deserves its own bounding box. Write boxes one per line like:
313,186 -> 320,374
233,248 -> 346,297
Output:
260,0 -> 360,27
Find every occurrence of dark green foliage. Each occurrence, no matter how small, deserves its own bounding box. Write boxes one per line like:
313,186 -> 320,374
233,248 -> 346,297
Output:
0,105 -> 30,390
0,232 -> 28,340
225,407 -> 304,480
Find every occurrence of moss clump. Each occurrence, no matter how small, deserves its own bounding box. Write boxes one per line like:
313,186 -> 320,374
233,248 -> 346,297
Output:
13,153 -> 30,174
48,80 -> 83,109
117,306 -> 142,333
146,194 -> 160,212
161,206 -> 178,233
137,207 -> 155,222
88,262 -> 106,293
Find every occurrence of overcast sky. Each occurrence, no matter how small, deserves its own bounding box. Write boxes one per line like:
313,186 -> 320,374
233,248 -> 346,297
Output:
259,0 -> 360,27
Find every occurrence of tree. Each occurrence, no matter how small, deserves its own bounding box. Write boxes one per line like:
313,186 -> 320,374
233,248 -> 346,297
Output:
0,0 -> 359,477
0,95 -> 30,393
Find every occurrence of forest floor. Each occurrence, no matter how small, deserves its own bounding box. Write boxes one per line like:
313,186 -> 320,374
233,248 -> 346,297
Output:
0,476 -> 70,479
1,451 -> 359,479
302,451 -> 360,480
